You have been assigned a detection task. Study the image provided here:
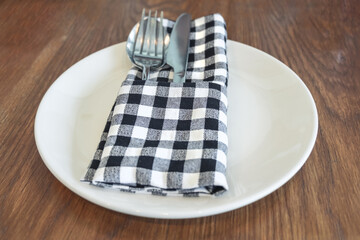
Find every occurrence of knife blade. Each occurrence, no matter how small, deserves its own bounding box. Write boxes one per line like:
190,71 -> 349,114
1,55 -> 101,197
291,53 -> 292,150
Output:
166,13 -> 192,83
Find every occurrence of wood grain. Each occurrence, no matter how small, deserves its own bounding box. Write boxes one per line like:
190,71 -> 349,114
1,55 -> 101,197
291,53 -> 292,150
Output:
1,0 -> 359,239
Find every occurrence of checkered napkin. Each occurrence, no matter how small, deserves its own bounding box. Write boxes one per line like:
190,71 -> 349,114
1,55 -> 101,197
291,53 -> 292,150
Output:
82,14 -> 229,197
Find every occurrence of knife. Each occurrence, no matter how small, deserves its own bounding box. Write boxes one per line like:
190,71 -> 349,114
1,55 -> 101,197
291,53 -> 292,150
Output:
166,13 -> 192,83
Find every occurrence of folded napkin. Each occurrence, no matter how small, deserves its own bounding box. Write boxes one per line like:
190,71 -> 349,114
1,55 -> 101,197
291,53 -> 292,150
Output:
82,13 -> 229,197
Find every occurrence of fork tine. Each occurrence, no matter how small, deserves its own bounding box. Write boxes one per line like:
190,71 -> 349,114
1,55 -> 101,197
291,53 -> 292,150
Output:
134,8 -> 145,54
148,10 -> 157,56
156,11 -> 164,58
142,10 -> 152,55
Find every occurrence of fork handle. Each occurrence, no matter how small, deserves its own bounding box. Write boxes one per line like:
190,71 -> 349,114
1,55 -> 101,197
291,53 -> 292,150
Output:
142,66 -> 150,80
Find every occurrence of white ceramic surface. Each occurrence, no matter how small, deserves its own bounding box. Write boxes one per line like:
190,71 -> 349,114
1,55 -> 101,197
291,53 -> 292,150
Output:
34,40 -> 318,219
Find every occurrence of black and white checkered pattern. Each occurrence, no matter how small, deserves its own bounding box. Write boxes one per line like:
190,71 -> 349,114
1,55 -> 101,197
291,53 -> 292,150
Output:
82,14 -> 228,197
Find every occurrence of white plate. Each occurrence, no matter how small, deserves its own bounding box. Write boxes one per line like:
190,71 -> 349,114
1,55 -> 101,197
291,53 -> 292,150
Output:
35,40 -> 318,219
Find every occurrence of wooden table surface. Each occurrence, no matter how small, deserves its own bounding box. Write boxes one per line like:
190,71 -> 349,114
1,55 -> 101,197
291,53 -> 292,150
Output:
1,0 -> 359,239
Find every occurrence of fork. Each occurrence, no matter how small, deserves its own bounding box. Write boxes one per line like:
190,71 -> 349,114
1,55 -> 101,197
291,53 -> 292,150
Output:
133,9 -> 164,80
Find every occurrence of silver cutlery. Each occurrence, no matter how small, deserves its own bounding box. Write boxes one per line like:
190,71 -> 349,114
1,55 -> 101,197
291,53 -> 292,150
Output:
126,9 -> 166,80
165,13 -> 192,83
